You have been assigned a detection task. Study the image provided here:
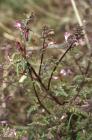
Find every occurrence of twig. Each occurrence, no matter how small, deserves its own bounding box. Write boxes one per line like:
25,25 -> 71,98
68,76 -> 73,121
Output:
39,37 -> 46,76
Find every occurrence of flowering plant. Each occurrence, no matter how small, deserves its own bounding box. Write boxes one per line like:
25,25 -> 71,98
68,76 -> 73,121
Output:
2,13 -> 92,140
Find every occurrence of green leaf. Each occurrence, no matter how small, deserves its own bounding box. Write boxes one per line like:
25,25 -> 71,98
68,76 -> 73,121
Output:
54,86 -> 68,97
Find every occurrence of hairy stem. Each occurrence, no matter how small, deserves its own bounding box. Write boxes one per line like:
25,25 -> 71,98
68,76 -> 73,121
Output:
39,37 -> 46,76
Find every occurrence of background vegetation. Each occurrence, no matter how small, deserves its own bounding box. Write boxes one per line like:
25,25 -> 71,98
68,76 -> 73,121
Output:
0,0 -> 92,140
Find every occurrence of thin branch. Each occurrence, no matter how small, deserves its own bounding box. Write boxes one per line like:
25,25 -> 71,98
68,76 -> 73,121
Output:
39,38 -> 46,76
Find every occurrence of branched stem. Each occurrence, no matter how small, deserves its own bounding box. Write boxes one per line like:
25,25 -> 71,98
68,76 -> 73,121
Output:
30,71 -> 51,114
26,61 -> 63,105
48,43 -> 73,90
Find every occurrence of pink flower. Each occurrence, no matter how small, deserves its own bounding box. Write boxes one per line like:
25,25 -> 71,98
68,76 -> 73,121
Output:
60,69 -> 67,76
14,21 -> 22,30
15,21 -> 30,41
0,120 -> 8,125
60,68 -> 73,76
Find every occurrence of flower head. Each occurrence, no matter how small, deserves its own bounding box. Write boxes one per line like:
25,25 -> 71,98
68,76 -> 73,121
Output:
64,25 -> 84,47
14,21 -> 22,30
15,21 -> 30,41
60,69 -> 67,76
60,68 -> 73,76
